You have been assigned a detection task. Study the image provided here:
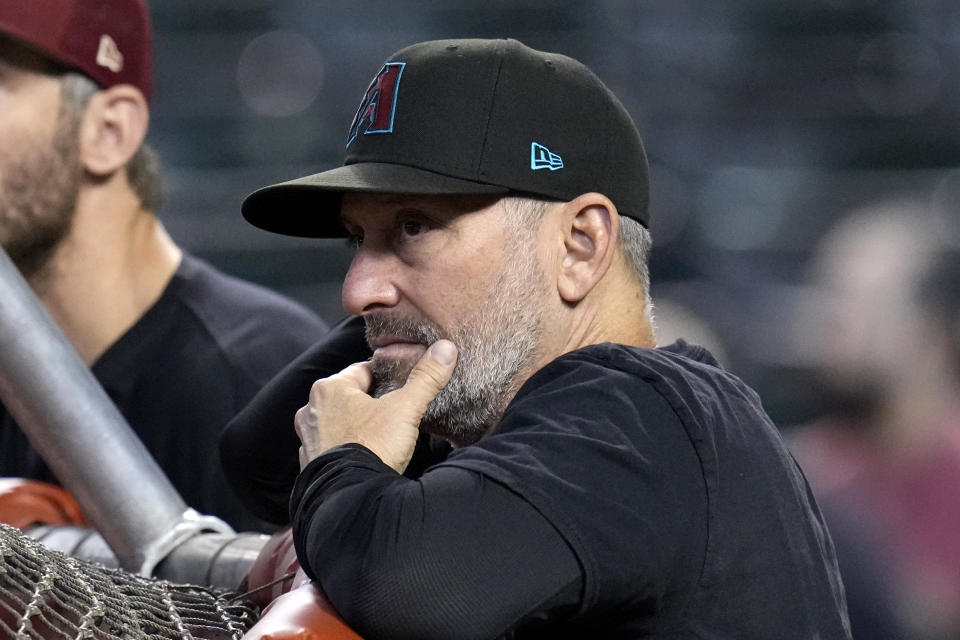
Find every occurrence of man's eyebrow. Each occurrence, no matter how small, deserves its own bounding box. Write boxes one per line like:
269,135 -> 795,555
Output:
339,193 -> 495,228
339,195 -> 432,226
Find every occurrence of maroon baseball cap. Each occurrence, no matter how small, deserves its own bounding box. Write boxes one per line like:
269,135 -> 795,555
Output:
0,0 -> 152,101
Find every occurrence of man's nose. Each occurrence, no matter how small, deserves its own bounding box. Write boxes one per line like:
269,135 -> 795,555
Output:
341,249 -> 400,315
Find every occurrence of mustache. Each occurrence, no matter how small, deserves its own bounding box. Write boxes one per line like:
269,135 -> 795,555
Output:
364,313 -> 444,349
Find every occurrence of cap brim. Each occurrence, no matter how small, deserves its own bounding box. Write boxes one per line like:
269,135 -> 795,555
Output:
242,162 -> 510,238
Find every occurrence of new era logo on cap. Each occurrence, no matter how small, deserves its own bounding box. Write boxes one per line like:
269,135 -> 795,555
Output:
531,142 -> 563,171
96,34 -> 124,72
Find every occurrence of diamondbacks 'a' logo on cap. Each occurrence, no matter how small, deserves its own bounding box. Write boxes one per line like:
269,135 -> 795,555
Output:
531,142 -> 563,171
347,62 -> 405,147
96,34 -> 124,73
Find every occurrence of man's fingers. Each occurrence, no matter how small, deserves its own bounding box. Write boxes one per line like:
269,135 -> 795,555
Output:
394,340 -> 458,411
333,361 -> 374,390
309,361 -> 373,404
294,405 -> 308,441
294,343 -> 456,475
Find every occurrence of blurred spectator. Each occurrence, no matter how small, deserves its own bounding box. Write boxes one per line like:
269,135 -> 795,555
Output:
652,294 -> 730,366
790,202 -> 960,640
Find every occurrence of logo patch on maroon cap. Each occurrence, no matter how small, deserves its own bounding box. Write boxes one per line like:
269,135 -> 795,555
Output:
96,34 -> 123,73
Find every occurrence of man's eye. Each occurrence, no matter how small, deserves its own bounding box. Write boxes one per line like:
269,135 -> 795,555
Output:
400,219 -> 426,237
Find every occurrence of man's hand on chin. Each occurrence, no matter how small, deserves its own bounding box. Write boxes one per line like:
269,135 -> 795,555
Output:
295,340 -> 458,474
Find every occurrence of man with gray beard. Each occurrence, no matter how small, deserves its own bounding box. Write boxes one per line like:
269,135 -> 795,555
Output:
234,39 -> 850,639
0,0 -> 327,533
363,209 -> 546,445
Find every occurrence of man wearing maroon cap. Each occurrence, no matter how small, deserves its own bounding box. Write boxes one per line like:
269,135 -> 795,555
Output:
0,0 -> 328,532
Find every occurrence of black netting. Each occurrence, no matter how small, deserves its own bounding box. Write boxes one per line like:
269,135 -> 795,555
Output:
0,523 -> 259,639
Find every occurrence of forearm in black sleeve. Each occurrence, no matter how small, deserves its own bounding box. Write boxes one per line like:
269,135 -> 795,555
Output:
291,445 -> 583,640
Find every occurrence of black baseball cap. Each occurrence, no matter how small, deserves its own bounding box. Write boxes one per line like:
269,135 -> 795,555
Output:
242,38 -> 649,237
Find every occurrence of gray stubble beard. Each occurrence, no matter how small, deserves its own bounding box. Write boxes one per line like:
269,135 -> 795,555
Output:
367,240 -> 546,447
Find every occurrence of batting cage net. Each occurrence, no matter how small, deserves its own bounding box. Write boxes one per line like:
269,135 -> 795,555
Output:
0,523 -> 259,639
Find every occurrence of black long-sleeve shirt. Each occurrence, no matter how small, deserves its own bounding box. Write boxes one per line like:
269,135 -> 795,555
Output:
293,446 -> 581,639
290,342 -> 851,639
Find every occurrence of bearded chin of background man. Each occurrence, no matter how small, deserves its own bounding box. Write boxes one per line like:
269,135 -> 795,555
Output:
0,105 -> 82,284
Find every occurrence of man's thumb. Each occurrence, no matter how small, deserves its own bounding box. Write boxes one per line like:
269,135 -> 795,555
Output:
400,340 -> 458,409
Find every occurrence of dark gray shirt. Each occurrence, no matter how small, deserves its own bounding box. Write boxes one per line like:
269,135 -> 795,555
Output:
1,254 -> 326,532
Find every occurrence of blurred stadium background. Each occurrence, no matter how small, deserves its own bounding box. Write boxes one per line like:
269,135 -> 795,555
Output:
146,0 -> 960,429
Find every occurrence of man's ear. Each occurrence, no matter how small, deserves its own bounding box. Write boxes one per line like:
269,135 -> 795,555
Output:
78,85 -> 148,177
557,192 -> 618,303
